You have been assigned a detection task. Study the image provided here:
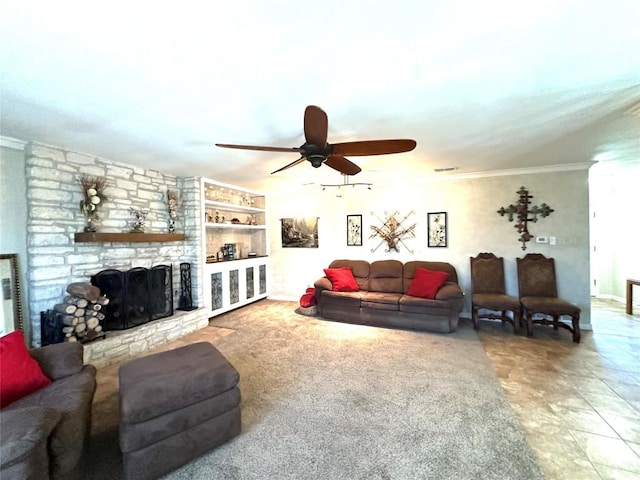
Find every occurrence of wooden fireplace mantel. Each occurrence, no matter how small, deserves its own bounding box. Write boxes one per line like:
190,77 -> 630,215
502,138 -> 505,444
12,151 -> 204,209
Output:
74,232 -> 186,243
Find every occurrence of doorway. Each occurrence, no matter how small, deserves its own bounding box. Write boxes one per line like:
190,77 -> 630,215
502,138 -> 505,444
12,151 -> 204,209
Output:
589,160 -> 640,307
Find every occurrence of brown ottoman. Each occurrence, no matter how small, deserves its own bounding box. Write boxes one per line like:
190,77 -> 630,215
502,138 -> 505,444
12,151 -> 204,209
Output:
118,342 -> 241,480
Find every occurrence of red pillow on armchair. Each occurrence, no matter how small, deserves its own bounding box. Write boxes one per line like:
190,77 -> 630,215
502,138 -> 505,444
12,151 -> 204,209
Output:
0,330 -> 52,408
323,267 -> 360,292
407,268 -> 449,299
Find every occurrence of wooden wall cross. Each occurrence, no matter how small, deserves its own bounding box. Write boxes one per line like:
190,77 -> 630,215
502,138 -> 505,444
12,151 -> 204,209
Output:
497,186 -> 554,250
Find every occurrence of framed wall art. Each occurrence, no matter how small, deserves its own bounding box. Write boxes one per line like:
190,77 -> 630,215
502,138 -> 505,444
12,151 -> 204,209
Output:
347,214 -> 362,246
281,217 -> 319,248
428,212 -> 447,248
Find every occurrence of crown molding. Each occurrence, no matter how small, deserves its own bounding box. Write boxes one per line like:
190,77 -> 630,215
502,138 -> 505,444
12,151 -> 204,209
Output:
0,135 -> 27,150
424,162 -> 595,183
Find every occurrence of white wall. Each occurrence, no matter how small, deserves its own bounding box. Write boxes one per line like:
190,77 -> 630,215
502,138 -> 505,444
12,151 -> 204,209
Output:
263,168 -> 592,328
589,161 -> 640,302
0,144 -> 29,337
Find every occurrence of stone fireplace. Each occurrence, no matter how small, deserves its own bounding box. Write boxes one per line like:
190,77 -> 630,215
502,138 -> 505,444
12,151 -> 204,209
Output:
23,142 -> 209,362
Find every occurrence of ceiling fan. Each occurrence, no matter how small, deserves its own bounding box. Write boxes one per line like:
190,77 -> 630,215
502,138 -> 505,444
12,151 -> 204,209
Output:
216,105 -> 417,175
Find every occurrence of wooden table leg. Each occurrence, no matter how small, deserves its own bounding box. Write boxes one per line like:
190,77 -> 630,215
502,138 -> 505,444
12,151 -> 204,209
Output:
627,279 -> 640,315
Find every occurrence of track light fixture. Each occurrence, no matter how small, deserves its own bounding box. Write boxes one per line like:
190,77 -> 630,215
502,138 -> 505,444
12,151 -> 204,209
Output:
320,174 -> 372,194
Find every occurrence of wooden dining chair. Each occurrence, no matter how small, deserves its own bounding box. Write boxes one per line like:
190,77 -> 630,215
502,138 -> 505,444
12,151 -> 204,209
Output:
516,253 -> 581,343
470,253 -> 521,331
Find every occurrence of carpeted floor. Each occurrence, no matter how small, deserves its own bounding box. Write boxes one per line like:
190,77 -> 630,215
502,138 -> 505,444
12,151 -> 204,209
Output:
83,300 -> 543,479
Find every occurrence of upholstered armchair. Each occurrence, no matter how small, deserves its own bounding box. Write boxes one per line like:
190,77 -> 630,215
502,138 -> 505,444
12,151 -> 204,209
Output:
1,337 -> 97,480
470,253 -> 521,331
516,253 -> 581,343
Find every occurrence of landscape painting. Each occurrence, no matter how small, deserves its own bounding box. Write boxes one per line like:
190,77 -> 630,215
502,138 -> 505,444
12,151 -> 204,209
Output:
281,217 -> 319,248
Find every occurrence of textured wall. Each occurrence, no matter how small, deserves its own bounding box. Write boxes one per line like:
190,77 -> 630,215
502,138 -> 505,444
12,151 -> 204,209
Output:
24,143 -> 203,346
265,168 -> 592,328
0,145 -> 29,337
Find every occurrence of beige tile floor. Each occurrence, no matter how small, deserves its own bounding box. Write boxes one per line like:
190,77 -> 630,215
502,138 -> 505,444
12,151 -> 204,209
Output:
92,298 -> 639,479
477,298 -> 640,480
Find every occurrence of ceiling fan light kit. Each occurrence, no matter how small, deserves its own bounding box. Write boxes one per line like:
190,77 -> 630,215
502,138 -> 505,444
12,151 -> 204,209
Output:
216,105 -> 417,176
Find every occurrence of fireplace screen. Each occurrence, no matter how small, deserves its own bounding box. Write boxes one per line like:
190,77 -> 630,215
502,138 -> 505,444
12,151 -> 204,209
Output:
91,265 -> 173,330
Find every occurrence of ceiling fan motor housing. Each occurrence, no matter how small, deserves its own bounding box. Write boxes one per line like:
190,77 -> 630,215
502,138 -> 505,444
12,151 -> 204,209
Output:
301,142 -> 332,168
308,156 -> 324,168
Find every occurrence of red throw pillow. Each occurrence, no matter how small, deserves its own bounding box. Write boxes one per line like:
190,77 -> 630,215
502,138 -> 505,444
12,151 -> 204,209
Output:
0,330 -> 52,408
407,268 -> 449,299
323,267 -> 360,292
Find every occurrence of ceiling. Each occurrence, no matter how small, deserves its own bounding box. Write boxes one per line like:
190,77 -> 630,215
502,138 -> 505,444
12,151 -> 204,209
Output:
1,1 -> 639,191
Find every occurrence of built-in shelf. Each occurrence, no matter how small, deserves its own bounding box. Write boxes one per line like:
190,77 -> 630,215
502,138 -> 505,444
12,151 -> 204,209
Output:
204,199 -> 265,213
74,232 -> 186,243
204,222 -> 266,230
206,255 -> 269,264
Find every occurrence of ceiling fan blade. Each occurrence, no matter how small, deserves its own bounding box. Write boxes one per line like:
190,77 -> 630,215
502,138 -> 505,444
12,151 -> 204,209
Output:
270,156 -> 307,175
304,105 -> 328,147
331,139 -> 416,156
216,143 -> 302,153
324,155 -> 362,175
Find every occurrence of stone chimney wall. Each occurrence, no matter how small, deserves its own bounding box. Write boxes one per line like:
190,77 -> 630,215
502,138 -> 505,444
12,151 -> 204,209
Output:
25,142 -> 203,346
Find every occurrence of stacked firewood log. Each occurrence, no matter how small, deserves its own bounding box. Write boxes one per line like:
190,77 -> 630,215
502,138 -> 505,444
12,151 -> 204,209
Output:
54,283 -> 109,342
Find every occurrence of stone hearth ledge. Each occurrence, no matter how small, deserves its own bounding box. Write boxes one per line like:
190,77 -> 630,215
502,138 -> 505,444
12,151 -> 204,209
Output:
83,307 -> 210,368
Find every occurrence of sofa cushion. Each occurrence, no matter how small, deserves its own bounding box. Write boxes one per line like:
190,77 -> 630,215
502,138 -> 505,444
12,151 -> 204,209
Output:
0,331 -> 52,408
321,290 -> 363,308
369,260 -> 404,293
324,267 -> 360,292
362,291 -> 401,311
407,268 -> 449,299
399,295 -> 454,315
363,292 -> 401,305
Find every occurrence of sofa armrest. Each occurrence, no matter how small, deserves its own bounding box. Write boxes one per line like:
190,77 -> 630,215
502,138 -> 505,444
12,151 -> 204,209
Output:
435,282 -> 464,301
314,277 -> 333,291
29,342 -> 85,381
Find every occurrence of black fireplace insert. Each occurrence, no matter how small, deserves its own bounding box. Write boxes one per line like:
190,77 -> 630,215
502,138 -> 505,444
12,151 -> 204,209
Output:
91,265 -> 173,330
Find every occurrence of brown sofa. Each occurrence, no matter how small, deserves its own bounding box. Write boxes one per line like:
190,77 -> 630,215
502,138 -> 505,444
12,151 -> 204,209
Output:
314,259 -> 464,333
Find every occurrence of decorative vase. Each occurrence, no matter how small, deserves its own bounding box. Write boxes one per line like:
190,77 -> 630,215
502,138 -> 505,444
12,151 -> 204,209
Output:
84,216 -> 97,233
